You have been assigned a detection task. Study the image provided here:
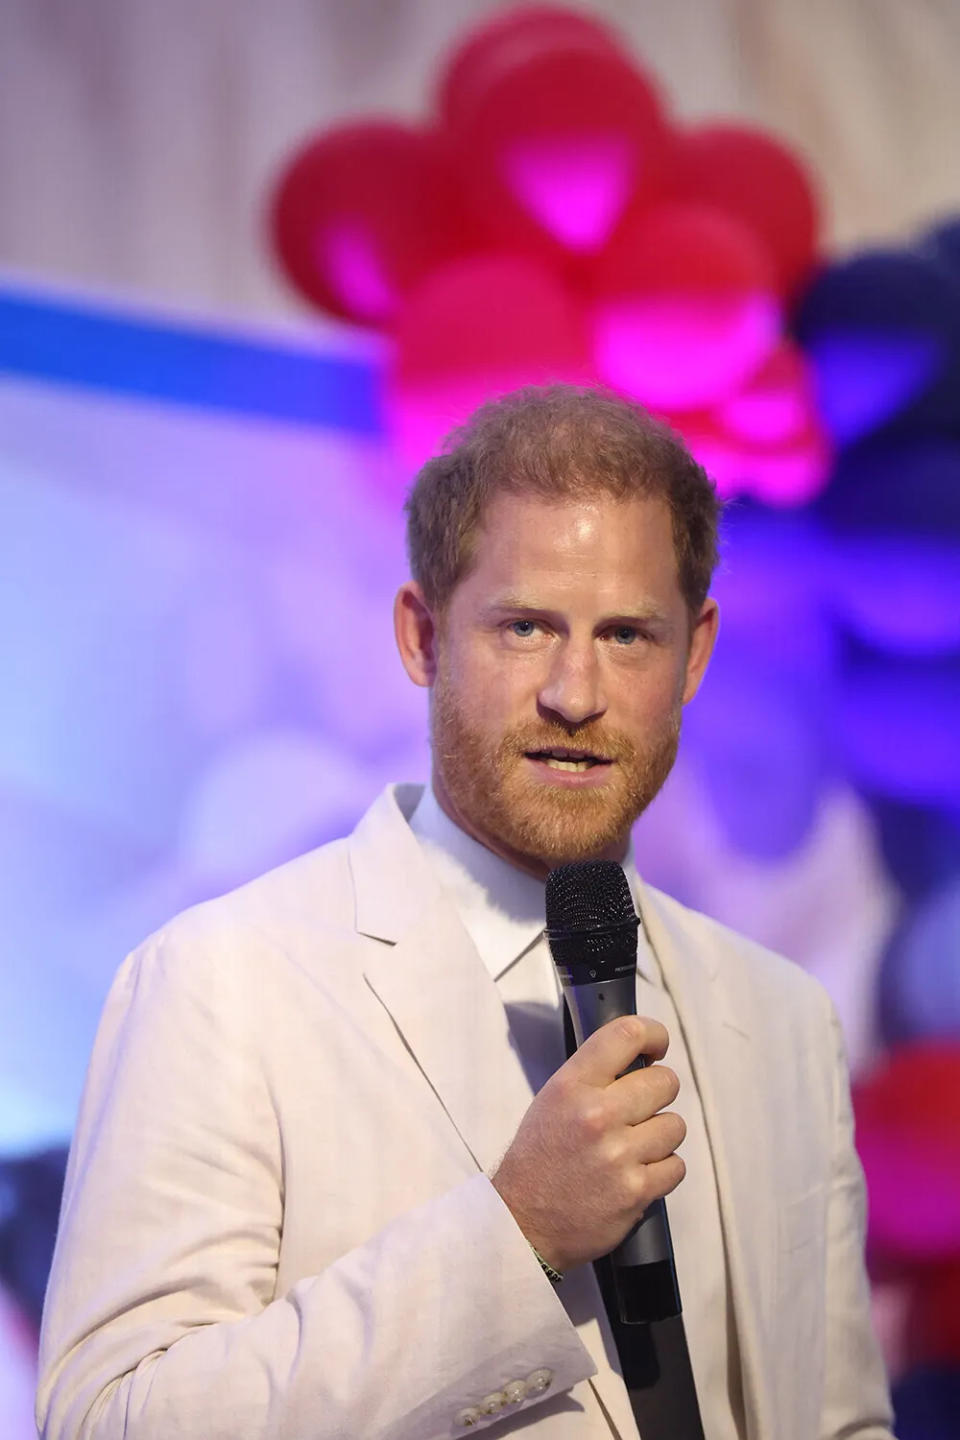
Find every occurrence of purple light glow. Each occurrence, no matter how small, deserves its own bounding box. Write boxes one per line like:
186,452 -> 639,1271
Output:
827,536 -> 960,653
838,664 -> 960,804
502,133 -> 634,252
592,291 -> 780,410
858,1129 -> 960,1258
683,638 -> 828,859
177,729 -> 373,888
883,880 -> 960,1042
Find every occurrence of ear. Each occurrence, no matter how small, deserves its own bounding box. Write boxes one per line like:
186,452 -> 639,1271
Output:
681,597 -> 719,705
394,581 -> 440,688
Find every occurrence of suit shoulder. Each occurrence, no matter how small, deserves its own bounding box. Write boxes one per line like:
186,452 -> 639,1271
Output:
642,882 -> 833,1020
128,834 -> 358,980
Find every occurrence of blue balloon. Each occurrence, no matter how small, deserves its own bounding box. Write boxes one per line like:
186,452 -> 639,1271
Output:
816,434 -> 960,538
0,1146 -> 68,1329
879,877 -> 960,1045
824,531 -> 960,655
867,795 -> 960,900
795,250 -> 960,444
922,216 -> 960,283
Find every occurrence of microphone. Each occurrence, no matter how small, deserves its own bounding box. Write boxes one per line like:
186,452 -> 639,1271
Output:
546,859 -> 682,1326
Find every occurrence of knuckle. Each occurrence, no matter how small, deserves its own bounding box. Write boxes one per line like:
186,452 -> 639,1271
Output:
614,1015 -> 645,1046
633,1167 -> 656,1209
605,1133 -> 630,1169
548,1068 -> 575,1103
578,1099 -> 609,1140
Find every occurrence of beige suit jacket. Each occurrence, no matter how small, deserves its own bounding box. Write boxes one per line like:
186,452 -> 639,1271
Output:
36,784 -> 894,1440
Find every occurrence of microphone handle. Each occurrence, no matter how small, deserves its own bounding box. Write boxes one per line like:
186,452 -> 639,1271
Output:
563,974 -> 682,1324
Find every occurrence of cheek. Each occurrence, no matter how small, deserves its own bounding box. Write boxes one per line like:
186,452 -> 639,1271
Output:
447,639 -> 542,711
610,659 -> 686,721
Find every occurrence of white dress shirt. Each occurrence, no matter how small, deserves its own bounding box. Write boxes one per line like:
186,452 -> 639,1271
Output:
410,786 -> 746,1439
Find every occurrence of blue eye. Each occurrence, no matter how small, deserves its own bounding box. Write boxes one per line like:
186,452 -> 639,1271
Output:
509,619 -> 537,637
612,626 -> 638,645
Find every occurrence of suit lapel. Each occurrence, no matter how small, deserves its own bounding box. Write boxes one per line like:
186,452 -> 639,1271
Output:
637,881 -> 777,1440
349,786 -> 536,1174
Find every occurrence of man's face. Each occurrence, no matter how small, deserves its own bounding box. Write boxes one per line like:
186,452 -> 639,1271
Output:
398,490 -> 717,874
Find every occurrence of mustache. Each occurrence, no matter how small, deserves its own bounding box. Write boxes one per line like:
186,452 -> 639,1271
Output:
499,722 -> 639,762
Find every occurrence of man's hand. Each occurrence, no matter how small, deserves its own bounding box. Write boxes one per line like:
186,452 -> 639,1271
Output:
491,1016 -> 686,1274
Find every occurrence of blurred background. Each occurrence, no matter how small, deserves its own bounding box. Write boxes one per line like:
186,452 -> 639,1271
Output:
3,1 -> 960,1433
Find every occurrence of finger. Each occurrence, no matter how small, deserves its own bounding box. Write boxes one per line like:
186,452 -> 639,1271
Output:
637,1153 -> 686,1208
608,1065 -> 681,1125
630,1110 -> 687,1165
568,1015 -> 669,1087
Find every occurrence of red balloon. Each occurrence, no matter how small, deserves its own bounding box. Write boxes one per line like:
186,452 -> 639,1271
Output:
672,123 -> 820,297
588,202 -> 781,411
270,121 -> 469,326
387,253 -> 592,468
449,44 -> 670,263
437,7 -> 627,132
853,1043 -> 960,1262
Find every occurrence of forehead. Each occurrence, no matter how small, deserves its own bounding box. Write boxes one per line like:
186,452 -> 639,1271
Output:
454,490 -> 682,605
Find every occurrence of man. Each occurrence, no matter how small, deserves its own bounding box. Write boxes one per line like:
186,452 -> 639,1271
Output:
36,387 -> 894,1439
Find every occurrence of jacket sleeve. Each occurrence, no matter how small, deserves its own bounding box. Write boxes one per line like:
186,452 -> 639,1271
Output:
35,931 -> 597,1440
818,996 -> 896,1440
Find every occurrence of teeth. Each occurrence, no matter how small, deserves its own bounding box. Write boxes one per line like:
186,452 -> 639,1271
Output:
543,757 -> 592,771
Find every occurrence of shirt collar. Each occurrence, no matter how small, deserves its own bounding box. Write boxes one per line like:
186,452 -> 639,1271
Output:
408,784 -> 657,986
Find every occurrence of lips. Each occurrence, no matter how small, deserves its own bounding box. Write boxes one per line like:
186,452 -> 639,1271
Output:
525,747 -> 612,771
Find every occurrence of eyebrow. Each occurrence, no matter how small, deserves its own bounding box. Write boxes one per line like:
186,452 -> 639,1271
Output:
483,595 -> 673,627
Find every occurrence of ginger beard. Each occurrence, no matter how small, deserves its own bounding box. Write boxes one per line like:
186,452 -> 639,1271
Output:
431,668 -> 682,868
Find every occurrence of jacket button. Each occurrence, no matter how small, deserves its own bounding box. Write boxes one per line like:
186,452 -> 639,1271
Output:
504,1379 -> 528,1404
525,1368 -> 554,1394
480,1392 -> 507,1414
454,1406 -> 482,1428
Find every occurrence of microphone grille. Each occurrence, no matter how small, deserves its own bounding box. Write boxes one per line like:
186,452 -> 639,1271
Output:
545,860 -> 636,934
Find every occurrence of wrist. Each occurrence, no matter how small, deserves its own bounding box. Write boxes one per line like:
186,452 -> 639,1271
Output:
491,1170 -> 568,1277
529,1243 -> 564,1284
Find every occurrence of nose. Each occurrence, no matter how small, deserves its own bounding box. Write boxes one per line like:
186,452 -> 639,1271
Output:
537,637 -> 607,728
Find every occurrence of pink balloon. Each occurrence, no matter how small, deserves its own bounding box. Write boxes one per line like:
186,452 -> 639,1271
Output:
664,345 -> 831,505
718,343 -> 815,446
387,253 -> 592,468
588,203 -> 781,410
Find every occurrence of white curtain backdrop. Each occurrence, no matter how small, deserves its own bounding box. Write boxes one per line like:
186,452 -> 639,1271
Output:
2,0 -> 959,321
